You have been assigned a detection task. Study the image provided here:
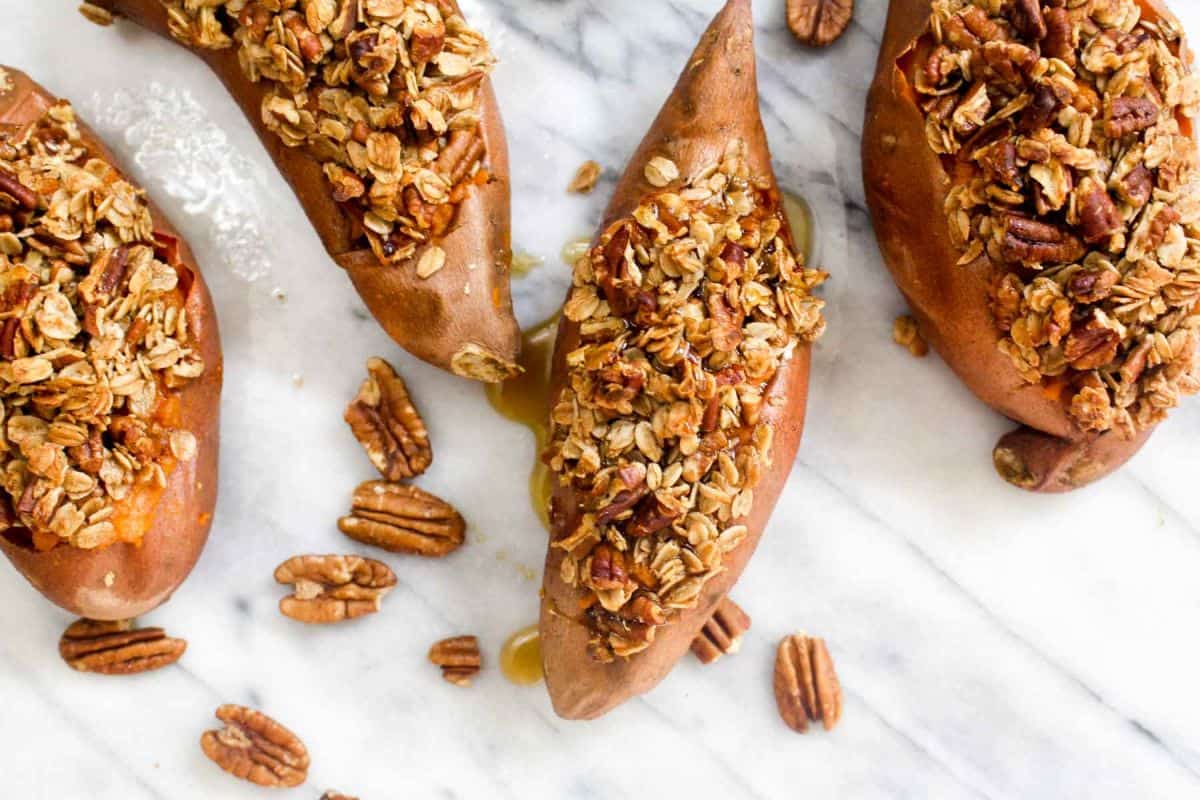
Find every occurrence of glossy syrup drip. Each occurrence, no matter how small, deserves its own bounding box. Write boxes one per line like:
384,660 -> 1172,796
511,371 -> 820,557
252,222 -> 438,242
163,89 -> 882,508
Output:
499,624 -> 543,686
484,315 -> 558,531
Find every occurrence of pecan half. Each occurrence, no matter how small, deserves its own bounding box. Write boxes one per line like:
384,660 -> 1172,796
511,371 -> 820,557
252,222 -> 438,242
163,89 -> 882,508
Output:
1007,0 -> 1046,41
338,480 -> 465,556
344,357 -> 432,482
1001,215 -> 1085,265
58,619 -> 186,675
1066,267 -> 1119,304
274,554 -> 398,624
690,597 -> 751,665
428,635 -> 481,686
774,634 -> 842,733
201,705 -> 310,788
1064,314 -> 1121,370
786,0 -> 853,48
1042,7 -> 1076,66
589,543 -> 630,590
322,793 -> 359,800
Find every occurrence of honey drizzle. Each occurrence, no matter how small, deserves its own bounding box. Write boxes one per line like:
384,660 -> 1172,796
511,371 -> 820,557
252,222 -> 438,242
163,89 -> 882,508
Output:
484,315 -> 558,530
499,624 -> 543,686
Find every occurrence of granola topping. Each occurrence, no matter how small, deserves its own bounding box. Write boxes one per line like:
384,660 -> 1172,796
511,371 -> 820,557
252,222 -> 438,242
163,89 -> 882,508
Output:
920,0 -> 1200,437
0,102 -> 203,550
161,0 -> 495,267
546,141 -> 826,661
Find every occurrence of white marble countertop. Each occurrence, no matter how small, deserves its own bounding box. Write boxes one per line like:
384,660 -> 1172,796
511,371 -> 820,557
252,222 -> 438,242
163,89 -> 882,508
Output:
3,1 -> 1200,797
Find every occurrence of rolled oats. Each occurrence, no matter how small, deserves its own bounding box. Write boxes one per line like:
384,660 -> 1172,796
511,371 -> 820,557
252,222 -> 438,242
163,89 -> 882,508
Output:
921,0 -> 1200,437
160,0 -> 496,269
0,102 -> 203,551
546,140 -> 826,661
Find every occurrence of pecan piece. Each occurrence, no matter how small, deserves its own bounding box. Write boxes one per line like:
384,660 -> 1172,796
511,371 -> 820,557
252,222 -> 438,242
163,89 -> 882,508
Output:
428,635 -> 481,686
274,554 -> 397,624
344,357 -> 432,482
588,543 -> 629,590
786,0 -> 854,48
707,291 -> 744,352
1064,314 -> 1120,370
200,705 -> 310,788
1008,0 -> 1046,41
1042,7 -> 1076,66
625,494 -> 681,538
774,634 -> 843,733
338,480 -> 465,557
690,597 -> 751,665
1066,267 -> 1119,304
322,793 -> 359,800
568,160 -> 602,194
1001,215 -> 1085,265
58,618 -> 186,675
1116,164 -> 1153,208
1105,97 -> 1159,138
892,314 -> 928,357
1077,179 -> 1122,244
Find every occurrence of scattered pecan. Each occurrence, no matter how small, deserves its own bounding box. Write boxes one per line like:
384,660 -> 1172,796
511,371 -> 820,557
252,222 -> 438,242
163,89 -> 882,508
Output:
1105,97 -> 1159,138
1077,180 -> 1122,244
201,705 -> 310,788
1064,314 -> 1121,370
345,358 -> 432,482
428,635 -> 481,686
774,634 -> 842,733
58,618 -> 186,675
338,480 -> 465,557
321,793 -> 359,800
568,160 -> 602,194
274,554 -> 398,624
690,597 -> 751,665
1066,267 -> 1119,304
786,0 -> 853,48
1001,215 -> 1085,265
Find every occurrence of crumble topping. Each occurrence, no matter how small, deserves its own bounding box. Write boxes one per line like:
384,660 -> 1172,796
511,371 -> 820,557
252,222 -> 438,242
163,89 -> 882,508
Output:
0,102 -> 203,550
918,0 -> 1200,437
546,141 -> 826,661
161,0 -> 494,267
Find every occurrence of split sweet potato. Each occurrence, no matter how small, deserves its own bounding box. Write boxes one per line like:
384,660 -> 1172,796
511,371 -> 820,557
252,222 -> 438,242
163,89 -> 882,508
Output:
91,0 -> 521,382
0,68 -> 222,619
863,0 -> 1199,491
538,0 -> 827,719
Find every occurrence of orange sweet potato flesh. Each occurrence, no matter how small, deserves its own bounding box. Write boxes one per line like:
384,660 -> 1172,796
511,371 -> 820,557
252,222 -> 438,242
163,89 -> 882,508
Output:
0,68 -> 222,620
92,0 -> 521,382
862,0 -> 1186,492
538,0 -> 814,720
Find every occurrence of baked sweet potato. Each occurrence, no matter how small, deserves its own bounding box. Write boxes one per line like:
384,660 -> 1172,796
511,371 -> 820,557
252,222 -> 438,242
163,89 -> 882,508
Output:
0,68 -> 222,619
90,0 -> 521,382
864,0 -> 1199,491
538,0 -> 827,720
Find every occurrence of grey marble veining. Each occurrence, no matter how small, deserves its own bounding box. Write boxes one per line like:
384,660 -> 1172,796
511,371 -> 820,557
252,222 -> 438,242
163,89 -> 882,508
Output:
3,1 -> 1200,798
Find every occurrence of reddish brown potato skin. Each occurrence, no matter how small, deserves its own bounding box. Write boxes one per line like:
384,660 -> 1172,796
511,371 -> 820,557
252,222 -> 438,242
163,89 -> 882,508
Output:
0,68 -> 222,620
862,0 -> 1184,492
539,0 -> 816,720
92,0 -> 521,379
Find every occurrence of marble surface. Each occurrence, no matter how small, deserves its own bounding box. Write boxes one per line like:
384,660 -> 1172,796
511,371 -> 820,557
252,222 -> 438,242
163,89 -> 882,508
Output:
3,1 -> 1200,798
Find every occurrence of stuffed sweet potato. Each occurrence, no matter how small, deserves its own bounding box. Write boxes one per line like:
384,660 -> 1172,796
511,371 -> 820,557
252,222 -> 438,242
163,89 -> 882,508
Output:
0,68 -> 222,619
89,0 -> 520,382
538,0 -> 827,720
864,0 -> 1200,491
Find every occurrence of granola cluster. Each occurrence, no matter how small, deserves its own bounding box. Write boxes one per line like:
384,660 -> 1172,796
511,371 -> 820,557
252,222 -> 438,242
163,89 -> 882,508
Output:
0,102 -> 203,550
546,142 -> 826,661
162,0 -> 494,267
920,0 -> 1200,437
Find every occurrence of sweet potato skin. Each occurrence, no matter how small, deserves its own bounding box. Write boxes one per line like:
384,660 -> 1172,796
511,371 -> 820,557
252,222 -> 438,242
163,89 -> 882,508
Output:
862,0 -> 1186,492
92,0 -> 521,381
0,68 -> 222,620
538,0 -> 816,720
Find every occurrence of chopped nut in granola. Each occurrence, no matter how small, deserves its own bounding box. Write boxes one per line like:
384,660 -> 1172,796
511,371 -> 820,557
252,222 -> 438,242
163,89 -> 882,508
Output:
0,101 -> 204,551
920,0 -> 1200,439
545,140 -> 826,661
892,314 -> 928,357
